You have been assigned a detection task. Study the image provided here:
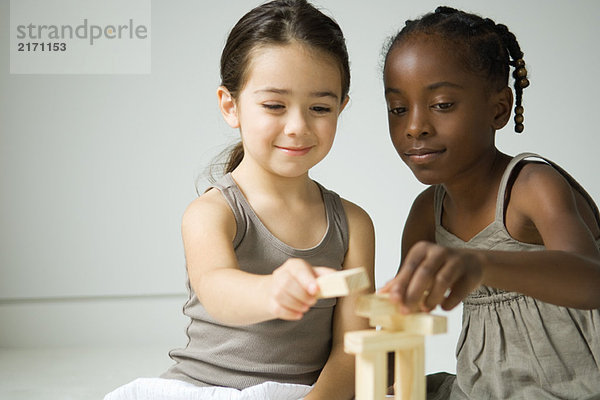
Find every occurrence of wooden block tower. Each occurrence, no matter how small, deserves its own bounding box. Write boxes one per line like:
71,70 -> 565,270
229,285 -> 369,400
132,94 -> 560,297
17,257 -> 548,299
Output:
344,293 -> 447,400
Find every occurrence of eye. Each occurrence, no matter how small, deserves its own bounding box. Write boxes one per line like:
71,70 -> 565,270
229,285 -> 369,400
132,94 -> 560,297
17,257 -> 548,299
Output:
432,102 -> 453,111
388,107 -> 407,116
262,103 -> 285,111
311,106 -> 332,114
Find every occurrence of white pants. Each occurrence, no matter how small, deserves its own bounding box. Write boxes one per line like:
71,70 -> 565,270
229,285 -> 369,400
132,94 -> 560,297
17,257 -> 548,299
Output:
104,377 -> 313,400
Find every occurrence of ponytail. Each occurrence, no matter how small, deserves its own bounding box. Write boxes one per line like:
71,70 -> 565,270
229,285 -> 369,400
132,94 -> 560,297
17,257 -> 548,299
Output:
225,141 -> 244,173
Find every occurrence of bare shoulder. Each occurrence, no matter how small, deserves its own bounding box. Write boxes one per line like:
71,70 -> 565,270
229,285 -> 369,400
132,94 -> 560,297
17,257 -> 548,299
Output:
182,187 -> 236,241
507,162 -> 600,238
340,198 -> 374,228
509,161 -> 576,212
339,198 -> 375,285
410,186 -> 436,216
406,187 -> 436,231
340,198 -> 375,254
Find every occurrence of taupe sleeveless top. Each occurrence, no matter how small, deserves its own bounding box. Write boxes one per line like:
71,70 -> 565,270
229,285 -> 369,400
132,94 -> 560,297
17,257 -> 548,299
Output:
161,173 -> 349,390
433,153 -> 600,400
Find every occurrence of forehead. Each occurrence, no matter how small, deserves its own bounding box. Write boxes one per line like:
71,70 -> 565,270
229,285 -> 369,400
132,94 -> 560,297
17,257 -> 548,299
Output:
242,43 -> 343,97
384,35 -> 475,89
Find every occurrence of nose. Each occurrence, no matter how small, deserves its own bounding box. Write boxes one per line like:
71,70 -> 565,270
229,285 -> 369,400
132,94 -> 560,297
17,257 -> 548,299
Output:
284,108 -> 309,137
405,108 -> 429,139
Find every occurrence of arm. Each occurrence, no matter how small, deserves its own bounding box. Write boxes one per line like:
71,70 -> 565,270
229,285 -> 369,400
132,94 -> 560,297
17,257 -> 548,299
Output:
386,165 -> 600,312
477,162 -> 600,307
304,199 -> 376,400
183,189 -> 326,325
379,187 -> 437,309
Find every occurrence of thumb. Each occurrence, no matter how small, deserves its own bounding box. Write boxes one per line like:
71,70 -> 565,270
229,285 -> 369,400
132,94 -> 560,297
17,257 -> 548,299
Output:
378,280 -> 394,293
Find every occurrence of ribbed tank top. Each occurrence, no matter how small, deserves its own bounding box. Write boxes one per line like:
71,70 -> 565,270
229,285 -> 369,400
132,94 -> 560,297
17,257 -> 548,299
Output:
161,173 -> 350,390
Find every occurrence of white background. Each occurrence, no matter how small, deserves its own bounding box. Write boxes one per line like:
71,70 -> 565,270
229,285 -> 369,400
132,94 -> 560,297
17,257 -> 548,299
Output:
1,0 -> 599,375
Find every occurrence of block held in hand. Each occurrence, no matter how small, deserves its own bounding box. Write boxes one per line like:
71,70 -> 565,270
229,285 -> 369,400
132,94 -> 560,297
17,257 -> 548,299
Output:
316,267 -> 370,298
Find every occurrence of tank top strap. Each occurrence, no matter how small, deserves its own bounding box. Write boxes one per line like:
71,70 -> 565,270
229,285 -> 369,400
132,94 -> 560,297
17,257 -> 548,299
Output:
208,173 -> 247,248
494,153 -> 600,226
433,184 -> 445,227
315,182 -> 350,254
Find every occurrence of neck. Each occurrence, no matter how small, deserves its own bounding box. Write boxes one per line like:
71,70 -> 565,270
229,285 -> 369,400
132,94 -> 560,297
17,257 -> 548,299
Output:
442,149 -> 510,212
230,159 -> 316,203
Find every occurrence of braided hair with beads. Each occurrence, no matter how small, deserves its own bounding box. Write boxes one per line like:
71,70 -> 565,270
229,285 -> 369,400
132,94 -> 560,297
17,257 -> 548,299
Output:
383,6 -> 529,133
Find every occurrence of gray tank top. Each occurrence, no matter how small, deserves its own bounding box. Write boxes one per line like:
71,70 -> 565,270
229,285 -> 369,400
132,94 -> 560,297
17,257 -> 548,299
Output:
433,153 -> 600,400
161,173 -> 349,390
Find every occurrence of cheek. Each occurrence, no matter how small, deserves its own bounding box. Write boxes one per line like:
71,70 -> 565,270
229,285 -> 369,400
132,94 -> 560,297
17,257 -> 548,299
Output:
318,119 -> 339,141
387,120 -> 405,150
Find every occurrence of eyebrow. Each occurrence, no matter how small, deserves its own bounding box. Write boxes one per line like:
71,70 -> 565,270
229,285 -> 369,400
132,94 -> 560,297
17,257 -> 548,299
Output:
254,88 -> 339,100
385,81 -> 463,95
427,81 -> 463,90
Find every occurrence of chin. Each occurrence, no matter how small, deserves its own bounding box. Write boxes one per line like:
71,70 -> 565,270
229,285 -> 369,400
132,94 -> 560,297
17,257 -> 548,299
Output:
408,167 -> 442,186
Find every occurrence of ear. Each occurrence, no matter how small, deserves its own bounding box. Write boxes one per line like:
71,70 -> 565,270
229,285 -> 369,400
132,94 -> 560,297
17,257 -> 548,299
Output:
338,95 -> 350,115
491,86 -> 513,130
217,86 -> 240,128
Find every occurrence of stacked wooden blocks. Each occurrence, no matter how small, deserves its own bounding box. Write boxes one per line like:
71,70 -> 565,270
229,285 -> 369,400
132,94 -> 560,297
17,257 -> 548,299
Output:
315,267 -> 447,400
345,294 -> 447,400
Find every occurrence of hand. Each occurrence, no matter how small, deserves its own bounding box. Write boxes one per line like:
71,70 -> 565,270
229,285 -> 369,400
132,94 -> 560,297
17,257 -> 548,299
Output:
381,241 -> 484,313
267,258 -> 334,320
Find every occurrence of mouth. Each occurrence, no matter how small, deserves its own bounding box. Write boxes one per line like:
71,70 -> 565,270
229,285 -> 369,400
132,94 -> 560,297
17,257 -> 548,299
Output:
275,145 -> 314,156
404,148 -> 446,163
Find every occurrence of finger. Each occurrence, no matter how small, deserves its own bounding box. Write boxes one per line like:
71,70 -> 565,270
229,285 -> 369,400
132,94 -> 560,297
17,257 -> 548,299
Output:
276,287 -> 313,314
268,275 -> 308,320
404,247 -> 445,310
274,301 -> 305,321
392,243 -> 428,308
284,275 -> 318,308
421,262 -> 462,312
272,262 -> 316,310
280,258 -> 319,297
378,280 -> 393,293
379,274 -> 400,294
441,278 -> 474,311
287,261 -> 320,298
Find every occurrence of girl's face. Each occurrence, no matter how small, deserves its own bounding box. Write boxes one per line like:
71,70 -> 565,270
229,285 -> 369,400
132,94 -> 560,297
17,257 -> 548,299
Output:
225,43 -> 347,179
384,35 -> 505,185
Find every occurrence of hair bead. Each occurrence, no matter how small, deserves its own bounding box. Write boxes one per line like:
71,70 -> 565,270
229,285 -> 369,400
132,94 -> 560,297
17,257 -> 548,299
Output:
515,123 -> 524,133
514,114 -> 524,124
516,67 -> 527,78
519,78 -> 530,88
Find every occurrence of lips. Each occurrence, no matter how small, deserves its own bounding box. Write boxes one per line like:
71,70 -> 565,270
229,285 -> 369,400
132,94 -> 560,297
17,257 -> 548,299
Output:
275,145 -> 314,156
404,147 -> 445,163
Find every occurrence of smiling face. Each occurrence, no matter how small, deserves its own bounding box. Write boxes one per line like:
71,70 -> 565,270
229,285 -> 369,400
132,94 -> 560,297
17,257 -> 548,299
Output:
223,42 -> 346,179
384,34 -> 508,185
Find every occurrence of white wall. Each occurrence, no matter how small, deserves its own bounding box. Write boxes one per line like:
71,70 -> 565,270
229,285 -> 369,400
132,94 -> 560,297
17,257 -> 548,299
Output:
1,0 -> 599,375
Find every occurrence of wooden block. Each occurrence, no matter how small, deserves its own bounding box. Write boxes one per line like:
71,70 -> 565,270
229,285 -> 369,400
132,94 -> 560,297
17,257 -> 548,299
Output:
356,293 -> 396,317
369,314 -> 447,335
356,293 -> 447,336
395,337 -> 425,400
355,351 -> 387,400
345,330 -> 423,354
316,267 -> 369,298
345,330 -> 427,400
